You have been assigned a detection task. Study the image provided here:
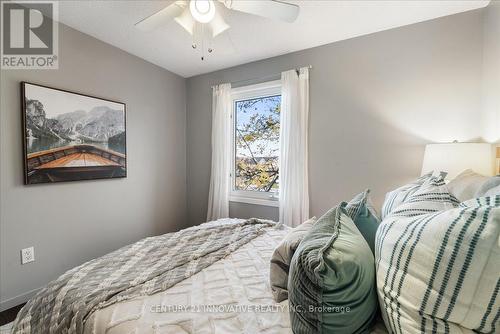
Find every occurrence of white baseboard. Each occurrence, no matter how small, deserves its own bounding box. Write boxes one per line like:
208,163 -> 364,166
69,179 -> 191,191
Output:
0,287 -> 40,312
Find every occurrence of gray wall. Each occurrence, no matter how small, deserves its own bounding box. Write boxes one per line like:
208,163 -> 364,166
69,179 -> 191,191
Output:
482,1 -> 500,143
0,24 -> 187,310
186,9 -> 486,226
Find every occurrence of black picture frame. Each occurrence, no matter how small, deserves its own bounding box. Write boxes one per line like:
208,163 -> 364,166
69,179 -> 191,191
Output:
21,82 -> 127,185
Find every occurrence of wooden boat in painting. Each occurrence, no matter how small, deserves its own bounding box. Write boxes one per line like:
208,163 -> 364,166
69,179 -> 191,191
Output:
26,144 -> 126,184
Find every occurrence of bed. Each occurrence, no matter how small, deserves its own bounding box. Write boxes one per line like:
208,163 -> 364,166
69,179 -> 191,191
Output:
12,218 -> 388,334
85,219 -> 291,334
11,171 -> 500,334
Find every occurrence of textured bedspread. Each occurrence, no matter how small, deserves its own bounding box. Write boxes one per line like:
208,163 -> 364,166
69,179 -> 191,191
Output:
84,220 -> 291,334
84,220 -> 388,334
12,219 -> 276,334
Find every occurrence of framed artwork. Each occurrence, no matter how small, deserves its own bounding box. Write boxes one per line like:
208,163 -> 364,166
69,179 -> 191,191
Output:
21,82 -> 127,184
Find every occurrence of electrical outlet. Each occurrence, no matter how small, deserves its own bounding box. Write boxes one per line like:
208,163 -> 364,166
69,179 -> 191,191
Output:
21,247 -> 35,264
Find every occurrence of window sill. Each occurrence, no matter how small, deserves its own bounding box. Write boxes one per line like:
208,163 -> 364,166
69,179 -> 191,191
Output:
229,195 -> 279,208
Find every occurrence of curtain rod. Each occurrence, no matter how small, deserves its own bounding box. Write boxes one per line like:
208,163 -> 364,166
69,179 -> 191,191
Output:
212,65 -> 312,88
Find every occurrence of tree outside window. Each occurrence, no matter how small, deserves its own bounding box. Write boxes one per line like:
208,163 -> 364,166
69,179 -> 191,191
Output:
234,95 -> 280,193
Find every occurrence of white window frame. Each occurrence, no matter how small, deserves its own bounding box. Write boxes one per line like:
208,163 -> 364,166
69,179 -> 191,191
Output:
230,80 -> 281,207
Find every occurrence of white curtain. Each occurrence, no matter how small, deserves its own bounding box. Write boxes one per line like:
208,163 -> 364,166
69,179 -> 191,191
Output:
207,83 -> 232,221
279,67 -> 310,227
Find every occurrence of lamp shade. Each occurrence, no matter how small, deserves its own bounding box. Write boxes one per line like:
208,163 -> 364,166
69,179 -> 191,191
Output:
421,143 -> 493,180
497,147 -> 500,175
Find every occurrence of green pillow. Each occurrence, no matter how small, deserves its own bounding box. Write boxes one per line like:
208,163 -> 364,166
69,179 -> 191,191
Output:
345,190 -> 381,255
288,203 -> 378,334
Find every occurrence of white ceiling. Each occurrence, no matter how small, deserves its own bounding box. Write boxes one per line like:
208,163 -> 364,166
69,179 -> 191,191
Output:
56,0 -> 490,78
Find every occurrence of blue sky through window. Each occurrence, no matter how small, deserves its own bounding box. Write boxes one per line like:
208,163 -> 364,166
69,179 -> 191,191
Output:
235,95 -> 281,158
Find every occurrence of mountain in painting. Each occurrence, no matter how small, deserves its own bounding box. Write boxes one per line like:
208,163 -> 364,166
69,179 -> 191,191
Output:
26,99 -> 125,143
25,99 -> 71,140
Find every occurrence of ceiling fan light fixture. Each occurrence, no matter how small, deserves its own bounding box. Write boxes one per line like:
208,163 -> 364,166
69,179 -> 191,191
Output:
189,0 -> 215,23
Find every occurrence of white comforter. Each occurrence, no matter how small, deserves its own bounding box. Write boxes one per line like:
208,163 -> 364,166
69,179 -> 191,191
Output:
83,219 -> 388,334
84,219 -> 292,334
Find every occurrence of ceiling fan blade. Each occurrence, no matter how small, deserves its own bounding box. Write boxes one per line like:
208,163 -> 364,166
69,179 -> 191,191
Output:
135,1 -> 187,31
174,8 -> 196,35
210,11 -> 230,37
224,0 -> 299,23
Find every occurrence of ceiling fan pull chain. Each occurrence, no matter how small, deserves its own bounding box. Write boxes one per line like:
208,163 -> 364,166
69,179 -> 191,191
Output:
201,24 -> 205,61
207,24 -> 213,55
191,22 -> 196,49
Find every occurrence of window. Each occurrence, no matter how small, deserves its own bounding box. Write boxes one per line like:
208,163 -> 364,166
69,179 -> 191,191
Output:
230,80 -> 281,207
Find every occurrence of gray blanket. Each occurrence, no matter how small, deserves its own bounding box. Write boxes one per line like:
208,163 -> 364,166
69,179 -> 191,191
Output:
12,219 -> 276,334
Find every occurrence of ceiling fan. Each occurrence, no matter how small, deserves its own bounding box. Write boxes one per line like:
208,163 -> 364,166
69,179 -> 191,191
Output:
135,0 -> 300,60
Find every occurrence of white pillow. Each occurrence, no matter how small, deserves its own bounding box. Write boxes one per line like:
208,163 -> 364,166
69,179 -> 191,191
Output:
381,172 -> 433,220
385,177 -> 458,218
269,217 -> 316,302
485,185 -> 500,196
376,194 -> 499,334
476,177 -> 500,197
446,169 -> 489,202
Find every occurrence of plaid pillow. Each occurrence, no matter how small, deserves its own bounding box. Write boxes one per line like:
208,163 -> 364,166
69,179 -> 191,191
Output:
381,172 -> 434,220
376,195 -> 499,334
